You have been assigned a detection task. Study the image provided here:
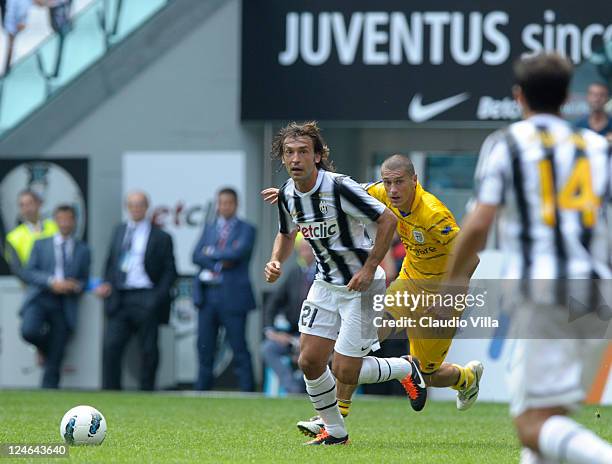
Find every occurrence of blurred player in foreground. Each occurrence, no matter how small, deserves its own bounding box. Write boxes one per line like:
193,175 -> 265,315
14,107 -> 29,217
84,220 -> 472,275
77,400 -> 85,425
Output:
447,53 -> 612,464
263,154 -> 482,437
264,121 -> 428,445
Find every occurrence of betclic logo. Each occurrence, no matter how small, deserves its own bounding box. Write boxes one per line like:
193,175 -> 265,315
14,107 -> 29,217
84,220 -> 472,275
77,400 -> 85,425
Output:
152,202 -> 206,228
298,220 -> 339,239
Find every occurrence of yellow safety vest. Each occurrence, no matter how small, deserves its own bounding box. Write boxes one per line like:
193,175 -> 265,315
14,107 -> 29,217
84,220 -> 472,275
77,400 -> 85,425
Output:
5,219 -> 59,265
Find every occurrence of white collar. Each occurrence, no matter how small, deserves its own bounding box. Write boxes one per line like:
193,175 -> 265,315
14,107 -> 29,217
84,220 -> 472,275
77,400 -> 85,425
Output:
128,219 -> 150,229
54,234 -> 73,245
294,169 -> 324,197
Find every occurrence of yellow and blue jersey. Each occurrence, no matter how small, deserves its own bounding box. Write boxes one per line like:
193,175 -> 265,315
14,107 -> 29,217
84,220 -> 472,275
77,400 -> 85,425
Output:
365,181 -> 459,282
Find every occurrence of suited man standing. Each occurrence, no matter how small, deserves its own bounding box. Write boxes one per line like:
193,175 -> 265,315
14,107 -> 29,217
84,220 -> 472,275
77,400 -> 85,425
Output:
193,188 -> 256,391
20,204 -> 90,388
96,191 -> 177,391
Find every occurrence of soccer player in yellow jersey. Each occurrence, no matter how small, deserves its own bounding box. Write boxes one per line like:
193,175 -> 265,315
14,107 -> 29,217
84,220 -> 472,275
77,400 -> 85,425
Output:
361,155 -> 482,402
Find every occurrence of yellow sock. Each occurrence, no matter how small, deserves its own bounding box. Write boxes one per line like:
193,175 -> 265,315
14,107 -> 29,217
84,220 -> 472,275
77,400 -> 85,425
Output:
451,364 -> 474,391
337,399 -> 352,417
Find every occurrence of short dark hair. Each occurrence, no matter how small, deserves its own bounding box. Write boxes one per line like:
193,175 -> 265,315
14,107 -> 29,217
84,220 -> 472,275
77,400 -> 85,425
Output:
218,187 -> 238,202
18,189 -> 42,203
54,204 -> 76,218
513,53 -> 573,113
381,154 -> 416,177
271,121 -> 335,172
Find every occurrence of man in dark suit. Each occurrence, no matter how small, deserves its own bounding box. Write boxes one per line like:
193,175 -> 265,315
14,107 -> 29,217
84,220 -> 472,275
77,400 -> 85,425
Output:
262,237 -> 314,393
20,204 -> 90,388
96,191 -> 177,391
192,188 -> 256,391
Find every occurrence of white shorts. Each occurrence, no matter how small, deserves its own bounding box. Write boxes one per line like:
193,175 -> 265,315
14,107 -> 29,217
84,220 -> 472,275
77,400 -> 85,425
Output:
299,266 -> 386,358
507,303 -> 607,417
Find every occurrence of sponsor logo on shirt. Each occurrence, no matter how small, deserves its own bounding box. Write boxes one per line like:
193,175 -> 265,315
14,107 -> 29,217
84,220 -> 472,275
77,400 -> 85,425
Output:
411,246 -> 437,257
298,220 -> 338,239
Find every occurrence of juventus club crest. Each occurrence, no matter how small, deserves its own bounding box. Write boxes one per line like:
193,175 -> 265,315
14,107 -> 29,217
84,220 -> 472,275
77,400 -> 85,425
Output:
319,200 -> 328,215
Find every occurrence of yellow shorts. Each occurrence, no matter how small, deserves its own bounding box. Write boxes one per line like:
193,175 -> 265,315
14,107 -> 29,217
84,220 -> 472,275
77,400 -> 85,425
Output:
384,277 -> 456,375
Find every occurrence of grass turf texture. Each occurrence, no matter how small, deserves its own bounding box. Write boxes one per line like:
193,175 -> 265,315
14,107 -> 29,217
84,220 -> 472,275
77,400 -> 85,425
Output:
1,391 -> 611,463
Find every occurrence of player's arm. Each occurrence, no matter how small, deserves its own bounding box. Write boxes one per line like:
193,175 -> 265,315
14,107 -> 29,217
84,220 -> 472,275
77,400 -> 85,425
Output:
265,230 -> 297,283
265,191 -> 298,283
347,208 -> 396,291
334,176 -> 396,291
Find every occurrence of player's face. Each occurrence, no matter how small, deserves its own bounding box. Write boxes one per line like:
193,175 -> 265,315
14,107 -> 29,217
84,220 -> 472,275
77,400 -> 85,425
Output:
55,211 -> 75,237
381,167 -> 417,211
217,193 -> 237,219
18,193 -> 41,223
282,136 -> 321,186
587,84 -> 609,112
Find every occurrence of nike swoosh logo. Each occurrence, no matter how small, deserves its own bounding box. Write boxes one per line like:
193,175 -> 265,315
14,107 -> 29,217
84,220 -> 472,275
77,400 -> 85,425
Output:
408,92 -> 470,123
413,366 -> 426,389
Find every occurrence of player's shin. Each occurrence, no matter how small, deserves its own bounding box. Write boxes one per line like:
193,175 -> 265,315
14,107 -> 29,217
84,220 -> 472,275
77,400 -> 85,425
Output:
304,367 -> 347,439
358,356 -> 412,384
335,381 -> 358,417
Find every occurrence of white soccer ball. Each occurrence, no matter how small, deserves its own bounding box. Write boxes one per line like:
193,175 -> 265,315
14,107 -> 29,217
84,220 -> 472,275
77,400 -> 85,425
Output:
59,405 -> 107,445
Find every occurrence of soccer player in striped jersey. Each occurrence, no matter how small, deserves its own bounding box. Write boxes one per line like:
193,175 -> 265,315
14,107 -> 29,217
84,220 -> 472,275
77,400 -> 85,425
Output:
264,121 -> 427,445
447,53 -> 612,464
262,153 -> 482,435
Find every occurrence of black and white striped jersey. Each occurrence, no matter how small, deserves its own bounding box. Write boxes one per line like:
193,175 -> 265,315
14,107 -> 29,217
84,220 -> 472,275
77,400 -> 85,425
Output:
476,113 -> 612,280
277,169 -> 386,285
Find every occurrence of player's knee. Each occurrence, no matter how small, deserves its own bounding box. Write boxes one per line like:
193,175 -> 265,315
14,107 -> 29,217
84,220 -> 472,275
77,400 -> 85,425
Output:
298,353 -> 324,378
513,410 -> 549,450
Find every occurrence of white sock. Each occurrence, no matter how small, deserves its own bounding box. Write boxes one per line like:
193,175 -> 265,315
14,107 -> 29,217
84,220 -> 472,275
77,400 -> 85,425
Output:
357,356 -> 412,384
304,367 -> 346,438
520,447 -> 558,464
538,415 -> 612,464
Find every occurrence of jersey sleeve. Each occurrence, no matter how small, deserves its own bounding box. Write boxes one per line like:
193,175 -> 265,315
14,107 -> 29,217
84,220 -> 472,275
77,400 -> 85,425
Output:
364,181 -> 388,205
337,177 -> 386,223
474,132 -> 510,206
277,191 -> 296,234
428,212 -> 460,246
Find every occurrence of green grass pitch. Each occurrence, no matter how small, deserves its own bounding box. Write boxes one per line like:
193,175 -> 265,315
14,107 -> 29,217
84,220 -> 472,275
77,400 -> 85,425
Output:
1,390 -> 611,463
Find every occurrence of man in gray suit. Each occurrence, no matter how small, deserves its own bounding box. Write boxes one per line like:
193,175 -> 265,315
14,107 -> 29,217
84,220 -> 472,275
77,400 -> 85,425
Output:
20,204 -> 90,388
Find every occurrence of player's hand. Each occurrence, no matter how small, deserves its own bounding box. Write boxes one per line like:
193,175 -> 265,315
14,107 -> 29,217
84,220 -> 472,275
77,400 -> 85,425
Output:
347,266 -> 375,292
95,282 -> 112,298
260,188 -> 279,205
264,260 -> 282,283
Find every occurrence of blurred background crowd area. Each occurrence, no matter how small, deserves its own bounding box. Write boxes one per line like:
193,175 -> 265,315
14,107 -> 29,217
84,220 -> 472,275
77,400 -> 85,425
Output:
0,0 -> 610,401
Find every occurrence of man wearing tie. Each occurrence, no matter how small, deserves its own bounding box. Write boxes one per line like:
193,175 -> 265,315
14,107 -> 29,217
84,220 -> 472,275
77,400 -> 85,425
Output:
192,188 -> 256,391
96,191 -> 177,391
20,204 -> 90,388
